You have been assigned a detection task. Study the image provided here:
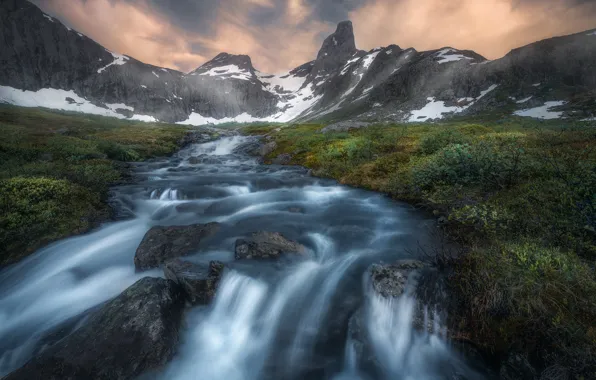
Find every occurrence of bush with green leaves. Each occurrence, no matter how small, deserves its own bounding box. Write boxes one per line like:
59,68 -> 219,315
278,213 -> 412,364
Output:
411,141 -> 529,191
0,177 -> 105,263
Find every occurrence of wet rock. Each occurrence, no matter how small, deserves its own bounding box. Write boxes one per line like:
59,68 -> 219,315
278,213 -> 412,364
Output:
134,222 -> 221,270
164,259 -> 225,305
234,231 -> 306,260
259,141 -> 277,157
369,260 -> 426,298
5,277 -> 185,380
272,153 -> 292,165
187,156 -> 201,164
499,352 -> 537,380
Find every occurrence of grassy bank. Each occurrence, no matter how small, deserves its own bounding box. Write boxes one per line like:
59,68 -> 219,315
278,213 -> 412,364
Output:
243,118 -> 596,376
0,106 -> 195,266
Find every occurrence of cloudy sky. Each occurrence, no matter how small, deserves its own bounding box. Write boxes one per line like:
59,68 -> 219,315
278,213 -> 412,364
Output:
32,0 -> 596,73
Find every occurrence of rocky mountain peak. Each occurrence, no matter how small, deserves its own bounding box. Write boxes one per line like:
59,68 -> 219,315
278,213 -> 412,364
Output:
316,21 -> 357,60
309,21 -> 362,78
190,52 -> 255,75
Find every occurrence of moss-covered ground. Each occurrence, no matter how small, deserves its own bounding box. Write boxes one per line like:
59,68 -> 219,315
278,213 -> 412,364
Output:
0,106 -> 193,266
243,116 -> 596,376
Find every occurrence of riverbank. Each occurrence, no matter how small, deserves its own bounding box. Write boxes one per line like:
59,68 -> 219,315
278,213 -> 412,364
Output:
242,118 -> 596,378
0,105 -> 222,266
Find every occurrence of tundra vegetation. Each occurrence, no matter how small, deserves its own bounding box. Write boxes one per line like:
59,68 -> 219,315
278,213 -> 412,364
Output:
0,106 -> 191,265
243,116 -> 596,376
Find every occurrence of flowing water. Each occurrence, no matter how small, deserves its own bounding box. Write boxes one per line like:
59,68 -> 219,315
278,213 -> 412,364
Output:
0,136 -> 485,379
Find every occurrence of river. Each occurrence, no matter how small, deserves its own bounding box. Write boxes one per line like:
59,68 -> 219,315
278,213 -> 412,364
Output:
0,136 -> 485,379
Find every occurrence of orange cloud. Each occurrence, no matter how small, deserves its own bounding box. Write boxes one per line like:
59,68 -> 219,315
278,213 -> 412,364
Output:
35,0 -> 596,73
349,0 -> 596,59
39,0 -> 208,72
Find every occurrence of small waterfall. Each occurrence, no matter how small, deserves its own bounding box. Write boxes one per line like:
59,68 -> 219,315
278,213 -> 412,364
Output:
287,255 -> 358,367
158,188 -> 179,201
162,262 -> 321,380
308,232 -> 337,262
363,292 -> 477,380
191,136 -> 249,156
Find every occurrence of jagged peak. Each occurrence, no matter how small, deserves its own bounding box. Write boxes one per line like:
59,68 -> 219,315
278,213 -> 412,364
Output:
316,20 -> 357,60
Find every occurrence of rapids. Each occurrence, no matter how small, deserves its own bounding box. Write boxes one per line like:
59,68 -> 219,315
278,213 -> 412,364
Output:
0,136 -> 485,379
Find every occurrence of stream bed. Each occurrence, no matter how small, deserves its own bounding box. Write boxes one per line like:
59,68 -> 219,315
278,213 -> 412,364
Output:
0,136 -> 486,379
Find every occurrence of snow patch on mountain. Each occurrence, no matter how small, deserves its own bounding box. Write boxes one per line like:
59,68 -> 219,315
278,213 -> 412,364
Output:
257,71 -> 306,94
177,112 -> 263,125
97,52 -> 129,74
106,103 -> 134,112
0,86 -> 156,122
514,101 -> 566,119
408,84 -> 498,121
197,65 -> 253,81
273,84 -> 323,121
516,96 -> 533,104
409,98 -> 460,122
435,48 -> 473,64
42,14 -> 54,22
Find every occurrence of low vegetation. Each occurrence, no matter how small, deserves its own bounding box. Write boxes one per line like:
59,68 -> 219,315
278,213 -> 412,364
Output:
243,117 -> 596,376
0,106 -> 192,265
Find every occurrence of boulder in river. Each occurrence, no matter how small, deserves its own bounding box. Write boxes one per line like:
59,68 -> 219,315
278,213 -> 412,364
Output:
259,141 -> 277,157
5,277 -> 185,380
271,153 -> 292,165
164,259 -> 225,305
134,222 -> 221,270
234,231 -> 306,260
369,259 -> 426,298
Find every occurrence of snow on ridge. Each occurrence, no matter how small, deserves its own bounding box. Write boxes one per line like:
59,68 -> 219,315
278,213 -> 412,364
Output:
257,71 -> 306,94
0,85 -> 157,123
516,96 -> 533,104
42,14 -> 54,22
408,84 -> 499,122
361,51 -> 380,70
97,52 -> 129,74
105,103 -> 134,112
514,101 -> 566,119
587,31 -> 596,36
436,48 -> 473,64
198,64 -> 252,81
152,71 -> 160,78
340,56 -> 362,76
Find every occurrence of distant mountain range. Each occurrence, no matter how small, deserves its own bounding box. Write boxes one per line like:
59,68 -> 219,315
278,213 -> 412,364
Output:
1,0 -> 595,124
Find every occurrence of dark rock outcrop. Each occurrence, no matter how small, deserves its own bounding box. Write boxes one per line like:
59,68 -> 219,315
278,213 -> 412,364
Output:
134,222 -> 221,270
271,153 -> 292,165
369,259 -> 426,298
4,277 -> 185,380
499,352 -> 537,380
234,231 -> 306,260
163,259 -> 225,305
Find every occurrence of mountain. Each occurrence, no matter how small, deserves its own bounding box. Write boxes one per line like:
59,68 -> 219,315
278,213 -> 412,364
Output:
1,0 -> 595,124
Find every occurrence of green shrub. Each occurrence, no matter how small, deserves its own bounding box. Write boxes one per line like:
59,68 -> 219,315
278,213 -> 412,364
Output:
412,141 -> 529,191
97,140 -> 141,161
0,177 -> 105,263
418,129 -> 471,154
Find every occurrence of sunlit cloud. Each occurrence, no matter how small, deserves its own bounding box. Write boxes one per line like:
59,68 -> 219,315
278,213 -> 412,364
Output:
32,0 -> 596,72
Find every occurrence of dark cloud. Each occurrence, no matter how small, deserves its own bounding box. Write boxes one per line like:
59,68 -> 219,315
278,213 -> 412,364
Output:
26,0 -> 596,73
130,0 -> 218,35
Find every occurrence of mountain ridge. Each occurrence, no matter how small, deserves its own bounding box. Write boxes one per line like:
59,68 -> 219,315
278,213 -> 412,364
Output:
1,0 -> 595,124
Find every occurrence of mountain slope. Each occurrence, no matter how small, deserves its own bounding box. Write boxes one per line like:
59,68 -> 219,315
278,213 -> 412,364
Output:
1,0 -> 595,124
